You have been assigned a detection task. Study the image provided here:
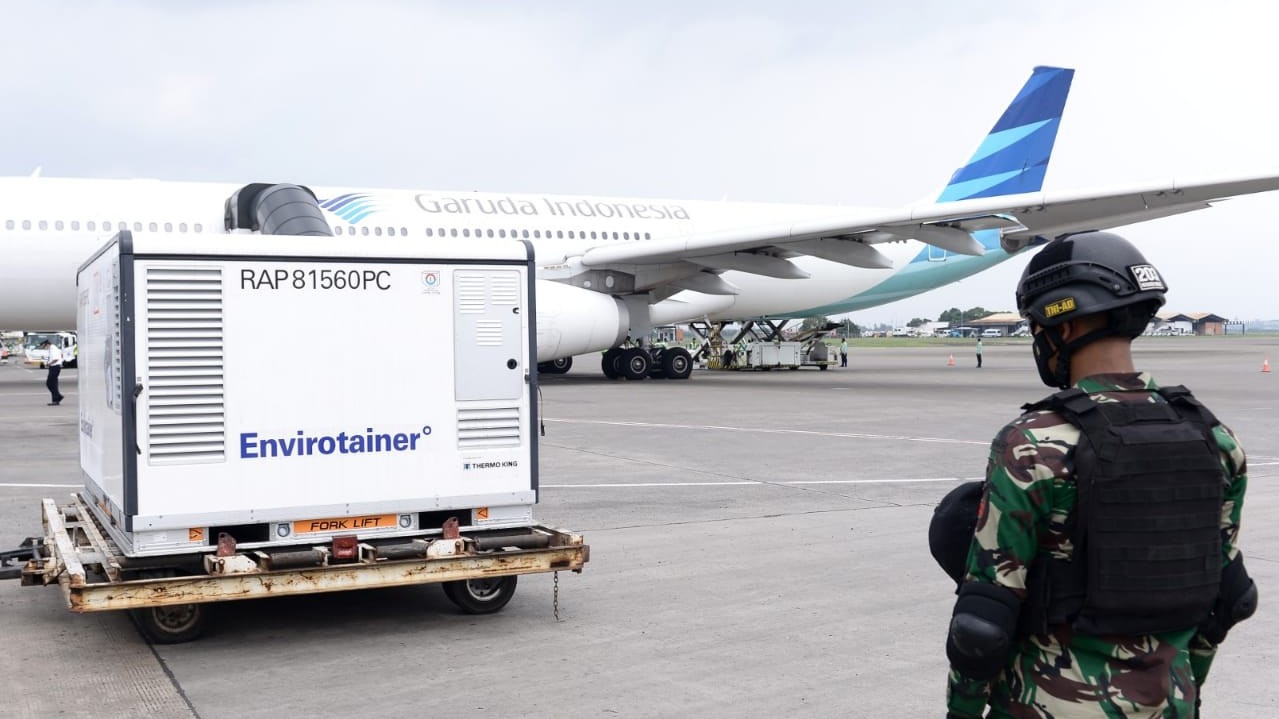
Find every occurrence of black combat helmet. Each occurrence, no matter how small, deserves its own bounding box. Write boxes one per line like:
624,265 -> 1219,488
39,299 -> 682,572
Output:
1015,232 -> 1167,387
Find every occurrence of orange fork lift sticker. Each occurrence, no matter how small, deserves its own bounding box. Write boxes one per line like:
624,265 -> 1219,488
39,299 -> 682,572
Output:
293,514 -> 399,535
188,528 -> 205,542
476,507 -> 490,520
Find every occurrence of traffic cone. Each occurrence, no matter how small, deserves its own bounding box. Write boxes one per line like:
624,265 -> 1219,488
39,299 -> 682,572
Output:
1264,358 -> 1271,373
947,354 -> 955,367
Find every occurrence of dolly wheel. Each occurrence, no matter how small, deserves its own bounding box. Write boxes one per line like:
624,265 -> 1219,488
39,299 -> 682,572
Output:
442,575 -> 518,614
130,603 -> 206,644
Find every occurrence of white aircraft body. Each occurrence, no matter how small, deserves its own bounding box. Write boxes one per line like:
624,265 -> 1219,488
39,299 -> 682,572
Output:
3,66 -> 1279,380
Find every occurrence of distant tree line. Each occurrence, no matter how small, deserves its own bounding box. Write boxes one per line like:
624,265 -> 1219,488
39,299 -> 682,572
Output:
937,307 -> 996,325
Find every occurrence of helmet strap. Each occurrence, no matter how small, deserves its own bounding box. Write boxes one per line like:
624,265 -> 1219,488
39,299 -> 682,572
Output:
1033,322 -> 1123,389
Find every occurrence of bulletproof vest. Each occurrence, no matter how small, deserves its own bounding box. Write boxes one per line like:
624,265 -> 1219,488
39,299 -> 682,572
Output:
1020,385 -> 1224,637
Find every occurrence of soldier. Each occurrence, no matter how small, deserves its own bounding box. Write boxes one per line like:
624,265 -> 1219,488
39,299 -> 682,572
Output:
941,232 -> 1257,718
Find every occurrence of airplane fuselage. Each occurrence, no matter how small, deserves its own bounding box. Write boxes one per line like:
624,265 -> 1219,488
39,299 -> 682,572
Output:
0,177 -> 1007,331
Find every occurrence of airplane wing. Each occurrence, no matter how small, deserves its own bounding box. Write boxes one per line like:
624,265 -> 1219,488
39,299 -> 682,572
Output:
576,172 -> 1279,292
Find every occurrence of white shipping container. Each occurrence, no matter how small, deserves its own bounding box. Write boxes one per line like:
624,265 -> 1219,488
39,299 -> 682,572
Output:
76,231 -> 538,557
747,342 -> 803,367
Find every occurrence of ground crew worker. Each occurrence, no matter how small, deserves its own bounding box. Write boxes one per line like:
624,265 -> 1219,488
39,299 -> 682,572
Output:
43,340 -> 65,405
942,232 -> 1256,718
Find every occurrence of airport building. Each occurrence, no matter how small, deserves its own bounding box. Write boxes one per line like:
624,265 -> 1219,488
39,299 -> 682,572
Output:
967,312 -> 1026,337
1149,312 -> 1235,336
961,311 -> 1240,337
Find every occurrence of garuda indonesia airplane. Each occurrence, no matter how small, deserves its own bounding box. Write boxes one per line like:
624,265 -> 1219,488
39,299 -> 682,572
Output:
2,66 -> 1277,381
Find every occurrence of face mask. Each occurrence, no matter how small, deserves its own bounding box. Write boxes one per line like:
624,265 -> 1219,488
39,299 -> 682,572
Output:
1032,326 -> 1072,389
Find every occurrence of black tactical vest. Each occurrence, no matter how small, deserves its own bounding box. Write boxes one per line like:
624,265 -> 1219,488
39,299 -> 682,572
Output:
1019,385 -> 1224,637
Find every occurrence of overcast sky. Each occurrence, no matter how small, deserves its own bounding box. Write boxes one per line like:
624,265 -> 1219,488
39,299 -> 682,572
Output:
4,1 -> 1278,324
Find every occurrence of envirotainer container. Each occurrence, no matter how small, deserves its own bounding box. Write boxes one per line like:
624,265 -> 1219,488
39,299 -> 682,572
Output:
76,231 -> 538,557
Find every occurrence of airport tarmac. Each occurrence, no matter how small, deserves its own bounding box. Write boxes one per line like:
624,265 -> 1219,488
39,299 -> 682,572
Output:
1,338 -> 1276,718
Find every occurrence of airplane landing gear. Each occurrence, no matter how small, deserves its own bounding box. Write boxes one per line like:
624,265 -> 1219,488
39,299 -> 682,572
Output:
538,357 -> 573,374
599,346 -> 693,381
620,348 -> 650,380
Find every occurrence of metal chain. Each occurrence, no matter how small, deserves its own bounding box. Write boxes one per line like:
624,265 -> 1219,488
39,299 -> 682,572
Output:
553,571 -> 560,621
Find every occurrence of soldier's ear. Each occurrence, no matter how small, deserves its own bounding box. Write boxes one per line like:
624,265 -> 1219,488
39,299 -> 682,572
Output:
1059,318 -> 1090,344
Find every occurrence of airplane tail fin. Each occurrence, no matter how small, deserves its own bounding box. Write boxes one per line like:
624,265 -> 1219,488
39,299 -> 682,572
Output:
937,66 -> 1074,202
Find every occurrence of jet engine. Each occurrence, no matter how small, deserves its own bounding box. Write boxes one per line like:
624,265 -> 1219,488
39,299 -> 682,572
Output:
535,280 -> 630,361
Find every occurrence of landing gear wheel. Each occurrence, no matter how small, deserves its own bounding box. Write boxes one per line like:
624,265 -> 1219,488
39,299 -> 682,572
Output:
540,357 -> 573,374
442,575 -> 518,614
601,349 -> 622,379
129,603 -> 206,644
621,348 -> 650,380
661,347 -> 693,380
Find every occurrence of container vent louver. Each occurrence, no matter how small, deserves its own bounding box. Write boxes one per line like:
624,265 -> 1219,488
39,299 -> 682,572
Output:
145,267 -> 225,464
457,406 -> 521,449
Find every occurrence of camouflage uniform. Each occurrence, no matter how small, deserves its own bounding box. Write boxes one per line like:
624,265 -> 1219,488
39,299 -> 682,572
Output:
946,371 -> 1248,718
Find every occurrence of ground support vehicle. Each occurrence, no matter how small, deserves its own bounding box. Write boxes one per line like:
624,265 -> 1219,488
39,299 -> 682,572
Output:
10,493 -> 587,643
3,225 -> 591,641
688,318 -> 837,371
22,330 -> 77,368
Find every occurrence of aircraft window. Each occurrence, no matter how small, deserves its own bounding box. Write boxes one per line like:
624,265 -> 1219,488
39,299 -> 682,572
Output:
425,228 -> 433,237
148,222 -> 157,232
54,220 -> 64,230
487,229 -> 494,238
522,230 -> 529,239
400,227 -> 407,235
533,230 -> 541,239
22,220 -> 31,230
71,221 -> 80,230
611,232 -> 618,240
590,231 -> 597,239
498,229 -> 506,238
164,222 -> 172,232
361,226 -> 369,236
567,230 -> 574,239
39,220 -> 48,230
645,232 -> 651,240
87,221 -> 95,231
132,222 -> 142,231
4,220 -> 12,230
374,227 -> 383,236
556,230 -> 563,239
194,223 -> 203,232
463,229 -> 470,238
450,228 -> 458,237
624,232 -> 630,240
179,222 -> 188,232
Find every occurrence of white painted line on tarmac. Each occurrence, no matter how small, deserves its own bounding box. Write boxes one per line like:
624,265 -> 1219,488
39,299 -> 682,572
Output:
543,477 -> 981,488
544,418 -> 988,445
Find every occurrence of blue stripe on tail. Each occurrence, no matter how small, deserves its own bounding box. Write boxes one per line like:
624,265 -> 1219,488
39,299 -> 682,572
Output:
937,66 -> 1074,202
